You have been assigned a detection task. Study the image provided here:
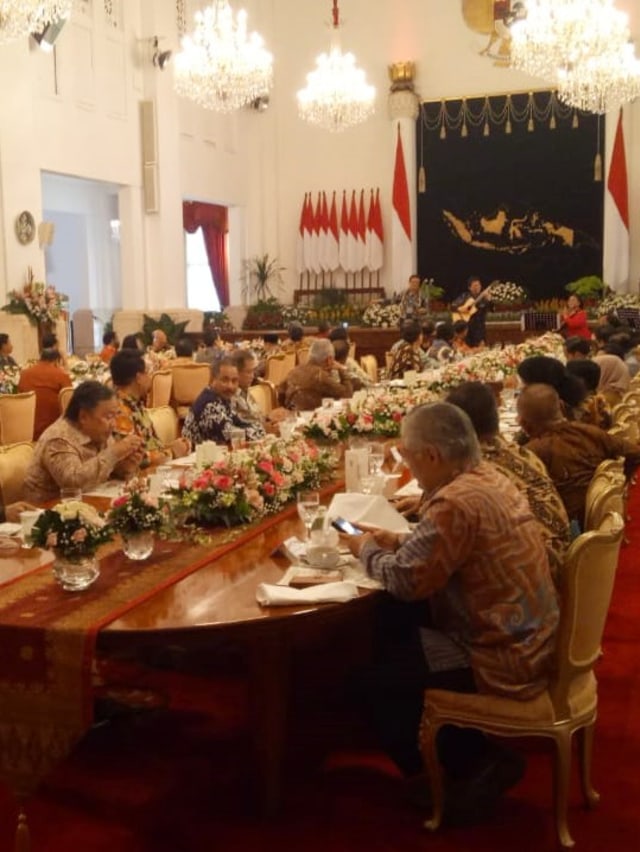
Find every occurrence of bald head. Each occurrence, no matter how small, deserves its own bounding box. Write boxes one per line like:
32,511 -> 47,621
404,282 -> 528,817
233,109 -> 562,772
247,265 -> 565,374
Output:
517,383 -> 564,436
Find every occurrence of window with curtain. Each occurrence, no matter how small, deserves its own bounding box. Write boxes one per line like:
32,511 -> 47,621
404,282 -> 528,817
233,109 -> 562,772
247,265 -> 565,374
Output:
183,201 -> 229,307
185,230 -> 221,312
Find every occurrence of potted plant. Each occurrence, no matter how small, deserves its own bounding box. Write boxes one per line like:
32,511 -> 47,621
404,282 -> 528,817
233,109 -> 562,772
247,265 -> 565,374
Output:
242,254 -> 285,304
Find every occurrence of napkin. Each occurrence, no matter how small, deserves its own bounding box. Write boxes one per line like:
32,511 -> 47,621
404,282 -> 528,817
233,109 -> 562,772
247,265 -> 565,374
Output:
256,580 -> 359,606
392,478 -> 423,498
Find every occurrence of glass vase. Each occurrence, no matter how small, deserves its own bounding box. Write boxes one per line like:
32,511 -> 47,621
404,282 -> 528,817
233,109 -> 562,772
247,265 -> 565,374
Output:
122,530 -> 155,561
53,554 -> 100,591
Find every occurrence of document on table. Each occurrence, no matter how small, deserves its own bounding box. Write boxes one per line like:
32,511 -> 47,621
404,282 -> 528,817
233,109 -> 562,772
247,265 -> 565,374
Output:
326,493 -> 411,533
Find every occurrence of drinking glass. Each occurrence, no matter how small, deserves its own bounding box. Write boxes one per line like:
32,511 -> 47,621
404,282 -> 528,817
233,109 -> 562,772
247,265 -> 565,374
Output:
297,490 -> 320,540
60,487 -> 82,502
229,427 -> 246,450
19,510 -> 41,549
368,449 -> 385,476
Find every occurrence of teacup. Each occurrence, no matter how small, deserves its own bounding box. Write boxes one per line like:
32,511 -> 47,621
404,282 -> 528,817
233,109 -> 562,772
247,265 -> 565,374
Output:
306,545 -> 341,571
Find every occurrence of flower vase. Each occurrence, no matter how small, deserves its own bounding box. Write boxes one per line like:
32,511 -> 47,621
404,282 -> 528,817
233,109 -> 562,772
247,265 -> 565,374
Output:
122,530 -> 155,561
53,554 -> 100,591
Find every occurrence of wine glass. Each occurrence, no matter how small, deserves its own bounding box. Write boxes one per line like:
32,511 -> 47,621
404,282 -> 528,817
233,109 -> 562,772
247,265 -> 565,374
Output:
297,490 -> 320,540
368,449 -> 385,476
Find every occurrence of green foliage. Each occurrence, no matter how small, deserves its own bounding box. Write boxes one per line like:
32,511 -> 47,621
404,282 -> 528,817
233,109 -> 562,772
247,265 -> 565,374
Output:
142,313 -> 190,346
204,310 -> 234,330
242,254 -> 285,303
565,276 -> 604,298
420,279 -> 444,300
312,286 -> 347,308
242,297 -> 284,330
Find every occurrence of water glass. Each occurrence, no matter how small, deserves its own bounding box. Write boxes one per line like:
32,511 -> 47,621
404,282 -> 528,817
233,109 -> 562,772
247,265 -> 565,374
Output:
60,487 -> 82,502
229,427 -> 246,450
19,510 -> 41,549
368,450 -> 385,475
297,490 -> 320,540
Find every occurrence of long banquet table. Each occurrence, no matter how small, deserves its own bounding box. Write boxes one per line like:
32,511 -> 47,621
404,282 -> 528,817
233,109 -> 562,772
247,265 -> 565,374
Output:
0,481 -> 381,844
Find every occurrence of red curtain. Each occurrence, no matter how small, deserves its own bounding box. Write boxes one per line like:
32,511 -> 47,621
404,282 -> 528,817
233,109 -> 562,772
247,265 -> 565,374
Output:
183,201 -> 229,306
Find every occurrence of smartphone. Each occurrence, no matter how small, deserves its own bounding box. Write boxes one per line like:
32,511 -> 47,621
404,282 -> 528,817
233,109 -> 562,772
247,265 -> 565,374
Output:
331,516 -> 363,535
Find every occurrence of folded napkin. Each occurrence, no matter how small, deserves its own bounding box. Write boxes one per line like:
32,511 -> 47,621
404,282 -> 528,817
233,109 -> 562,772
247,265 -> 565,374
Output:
256,580 -> 359,606
392,478 -> 423,499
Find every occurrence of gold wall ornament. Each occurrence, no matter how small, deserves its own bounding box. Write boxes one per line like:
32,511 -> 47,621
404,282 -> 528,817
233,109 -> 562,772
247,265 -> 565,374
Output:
388,62 -> 416,92
15,211 -> 35,246
461,0 -> 517,65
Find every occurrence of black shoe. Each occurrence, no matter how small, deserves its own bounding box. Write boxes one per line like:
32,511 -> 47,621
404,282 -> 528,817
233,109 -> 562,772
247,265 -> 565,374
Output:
443,748 -> 526,827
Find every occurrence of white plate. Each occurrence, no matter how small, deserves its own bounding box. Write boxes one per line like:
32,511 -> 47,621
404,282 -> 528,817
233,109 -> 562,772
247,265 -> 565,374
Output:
0,522 -> 22,536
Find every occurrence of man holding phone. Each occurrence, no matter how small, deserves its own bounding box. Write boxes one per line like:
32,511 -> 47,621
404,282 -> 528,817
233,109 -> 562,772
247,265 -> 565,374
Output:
341,402 -> 558,822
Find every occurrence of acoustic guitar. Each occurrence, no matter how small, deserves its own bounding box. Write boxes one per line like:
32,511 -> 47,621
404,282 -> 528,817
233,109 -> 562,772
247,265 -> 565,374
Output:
451,285 -> 493,323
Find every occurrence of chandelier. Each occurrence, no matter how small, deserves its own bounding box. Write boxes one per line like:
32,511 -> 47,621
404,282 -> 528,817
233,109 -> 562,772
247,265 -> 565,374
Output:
297,0 -> 375,132
0,0 -> 72,44
173,1 -> 273,112
509,0 -> 640,114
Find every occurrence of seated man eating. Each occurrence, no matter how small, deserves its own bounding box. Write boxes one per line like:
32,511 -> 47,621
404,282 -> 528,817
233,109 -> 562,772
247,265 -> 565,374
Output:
24,381 -> 144,504
342,402 -> 559,820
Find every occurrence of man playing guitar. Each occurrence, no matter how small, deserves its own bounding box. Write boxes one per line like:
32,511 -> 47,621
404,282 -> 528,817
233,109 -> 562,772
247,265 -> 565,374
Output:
451,276 -> 493,347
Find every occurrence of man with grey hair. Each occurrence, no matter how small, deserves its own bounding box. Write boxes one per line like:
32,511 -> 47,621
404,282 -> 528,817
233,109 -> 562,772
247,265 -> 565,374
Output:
278,338 -> 353,410
343,402 -> 558,820
229,348 -> 287,428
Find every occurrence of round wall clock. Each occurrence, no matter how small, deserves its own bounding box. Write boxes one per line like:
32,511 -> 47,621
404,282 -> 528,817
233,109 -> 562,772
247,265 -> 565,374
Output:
15,210 -> 36,245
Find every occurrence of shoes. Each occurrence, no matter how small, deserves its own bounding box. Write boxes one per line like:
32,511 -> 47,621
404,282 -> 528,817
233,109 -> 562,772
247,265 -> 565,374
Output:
406,746 -> 526,828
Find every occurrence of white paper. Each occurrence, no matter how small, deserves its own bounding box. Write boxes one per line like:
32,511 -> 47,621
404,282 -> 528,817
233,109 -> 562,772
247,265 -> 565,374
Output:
327,493 -> 411,533
256,580 -> 359,606
392,478 -> 423,498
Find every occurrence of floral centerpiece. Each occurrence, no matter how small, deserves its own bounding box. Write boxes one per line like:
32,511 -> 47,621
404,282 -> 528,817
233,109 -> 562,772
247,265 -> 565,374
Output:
165,436 -> 333,528
0,364 -> 20,395
108,479 -> 166,560
596,292 -> 640,318
68,359 -> 109,383
2,280 -> 68,326
487,280 -> 528,311
30,500 -> 113,590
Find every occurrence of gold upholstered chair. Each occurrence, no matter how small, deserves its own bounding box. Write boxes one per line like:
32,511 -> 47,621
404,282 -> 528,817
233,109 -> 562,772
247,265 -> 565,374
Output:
148,405 -> 180,446
58,386 -> 74,415
360,354 -> 379,384
265,352 -> 296,386
0,442 -> 35,505
419,512 -> 625,849
148,369 -> 173,409
0,392 -> 36,445
248,381 -> 275,417
169,363 -> 211,419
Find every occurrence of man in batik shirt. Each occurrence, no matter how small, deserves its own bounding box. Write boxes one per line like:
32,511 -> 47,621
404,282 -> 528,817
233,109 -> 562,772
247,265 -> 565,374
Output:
182,356 -> 265,446
110,350 -> 190,467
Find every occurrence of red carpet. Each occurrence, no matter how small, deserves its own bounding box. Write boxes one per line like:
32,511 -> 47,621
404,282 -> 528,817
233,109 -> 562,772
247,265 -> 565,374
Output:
1,487 -> 640,852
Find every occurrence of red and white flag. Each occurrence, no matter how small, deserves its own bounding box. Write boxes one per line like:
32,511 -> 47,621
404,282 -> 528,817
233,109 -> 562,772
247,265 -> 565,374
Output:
311,192 -> 323,274
357,189 -> 367,271
392,123 -> 412,287
605,109 -> 630,292
302,192 -> 314,273
326,191 -> 340,272
367,187 -> 384,271
347,190 -> 359,273
296,193 -> 307,274
339,190 -> 350,272
319,191 -> 330,271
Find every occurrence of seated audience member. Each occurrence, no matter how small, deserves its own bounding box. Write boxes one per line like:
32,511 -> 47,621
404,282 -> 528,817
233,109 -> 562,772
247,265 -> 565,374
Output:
173,337 -> 195,365
564,336 -> 592,360
517,383 -> 640,525
196,327 -> 226,368
420,319 -> 436,354
17,347 -> 72,439
182,356 -> 264,446
99,330 -> 119,364
254,332 -> 281,379
315,319 -> 331,339
517,355 -> 586,419
592,350 -> 630,407
342,402 -> 558,811
332,339 -> 367,391
447,382 -> 570,576
121,333 -> 145,352
0,333 -> 18,368
329,326 -> 372,387
280,321 -> 307,354
426,322 -> 456,363
41,332 -> 69,369
592,323 -> 616,352
23,381 -> 144,504
610,330 -> 640,378
565,359 -> 612,430
279,339 -> 353,411
229,348 -> 285,428
110,350 -> 190,467
388,322 -> 425,379
452,320 -> 472,355
146,329 -> 176,371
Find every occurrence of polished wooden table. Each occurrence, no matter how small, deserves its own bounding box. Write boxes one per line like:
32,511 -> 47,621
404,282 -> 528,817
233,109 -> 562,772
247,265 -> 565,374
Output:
0,489 -> 380,819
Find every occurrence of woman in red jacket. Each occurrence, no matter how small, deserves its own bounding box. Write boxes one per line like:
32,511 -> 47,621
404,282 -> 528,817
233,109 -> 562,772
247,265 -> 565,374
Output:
559,294 -> 591,340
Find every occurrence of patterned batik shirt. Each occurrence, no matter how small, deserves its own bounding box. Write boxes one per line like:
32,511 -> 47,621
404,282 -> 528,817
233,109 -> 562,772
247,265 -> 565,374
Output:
182,387 -> 265,445
360,462 -> 559,700
113,389 -> 164,468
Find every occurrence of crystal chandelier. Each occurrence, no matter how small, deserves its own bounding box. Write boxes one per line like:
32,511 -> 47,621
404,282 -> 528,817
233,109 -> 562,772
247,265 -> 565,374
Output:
557,41 -> 640,115
509,0 -> 640,114
297,0 -> 375,133
173,1 -> 273,112
0,0 -> 72,44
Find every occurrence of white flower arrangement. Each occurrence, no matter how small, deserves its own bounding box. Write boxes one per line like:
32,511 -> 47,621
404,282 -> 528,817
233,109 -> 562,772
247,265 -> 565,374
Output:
488,281 -> 528,305
596,293 -> 640,318
361,303 -> 402,328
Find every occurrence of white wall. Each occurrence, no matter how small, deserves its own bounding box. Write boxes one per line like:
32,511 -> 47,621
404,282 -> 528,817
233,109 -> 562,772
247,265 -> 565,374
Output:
0,0 -> 638,320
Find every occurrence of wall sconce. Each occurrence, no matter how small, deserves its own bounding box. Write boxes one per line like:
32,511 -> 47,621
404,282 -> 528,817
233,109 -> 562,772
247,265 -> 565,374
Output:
31,18 -> 67,52
152,36 -> 172,71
